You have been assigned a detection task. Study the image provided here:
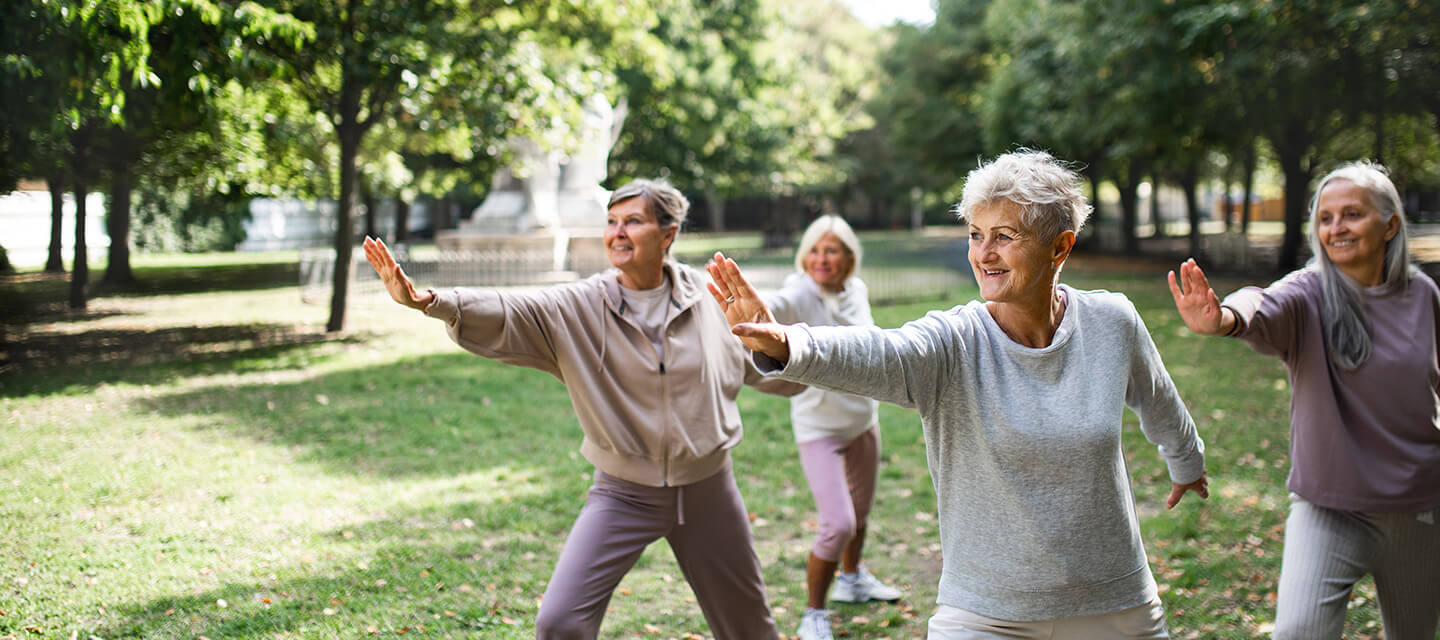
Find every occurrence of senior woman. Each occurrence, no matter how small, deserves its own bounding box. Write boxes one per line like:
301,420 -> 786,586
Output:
363,178 -> 801,640
764,215 -> 902,640
1169,161 -> 1440,640
706,150 -> 1208,639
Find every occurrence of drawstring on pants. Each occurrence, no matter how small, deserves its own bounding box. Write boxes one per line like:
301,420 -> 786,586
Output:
676,485 -> 685,526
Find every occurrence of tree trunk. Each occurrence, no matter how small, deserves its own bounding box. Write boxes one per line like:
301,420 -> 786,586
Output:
1276,144 -> 1314,272
70,183 -> 89,310
1240,140 -> 1257,235
706,187 -> 726,232
1149,175 -> 1166,238
45,174 -> 66,273
1118,174 -> 1141,255
328,123 -> 361,332
395,196 -> 411,244
1178,164 -> 1202,259
361,179 -> 377,240
103,161 -> 136,286
1373,100 -> 1385,165
1076,161 -> 1102,248
1221,160 -> 1237,234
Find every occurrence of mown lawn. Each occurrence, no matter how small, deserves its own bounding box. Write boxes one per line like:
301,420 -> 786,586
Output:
0,249 -> 1388,639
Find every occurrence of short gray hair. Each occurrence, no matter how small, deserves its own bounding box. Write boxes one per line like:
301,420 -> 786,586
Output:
794,215 -> 863,277
953,150 -> 1091,243
608,179 -> 690,230
1307,160 -> 1414,369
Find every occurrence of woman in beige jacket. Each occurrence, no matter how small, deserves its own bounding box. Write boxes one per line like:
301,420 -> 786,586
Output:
363,179 -> 800,640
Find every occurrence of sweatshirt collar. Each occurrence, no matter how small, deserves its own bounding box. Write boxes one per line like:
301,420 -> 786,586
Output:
602,259 -> 703,313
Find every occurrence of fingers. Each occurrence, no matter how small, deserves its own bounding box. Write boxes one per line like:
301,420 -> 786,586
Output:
706,253 -> 734,302
720,255 -> 759,301
705,281 -> 730,310
1166,475 -> 1209,510
1167,270 -> 1184,304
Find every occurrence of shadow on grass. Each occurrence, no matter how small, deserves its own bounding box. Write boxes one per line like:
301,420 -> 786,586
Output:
136,351 -> 583,480
88,497 -> 580,639
3,323 -> 331,373
0,324 -> 346,397
0,262 -> 298,325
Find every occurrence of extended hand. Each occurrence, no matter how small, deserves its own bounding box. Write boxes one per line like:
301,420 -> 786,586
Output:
1167,259 -> 1229,336
363,236 -> 434,310
1166,471 -> 1209,510
705,252 -> 791,363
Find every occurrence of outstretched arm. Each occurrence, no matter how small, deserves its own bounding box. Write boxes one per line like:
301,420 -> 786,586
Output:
705,251 -> 792,364
363,236 -> 435,311
1168,258 -> 1238,336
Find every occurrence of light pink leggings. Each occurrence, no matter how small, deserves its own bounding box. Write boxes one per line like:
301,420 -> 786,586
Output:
534,461 -> 779,640
797,425 -> 880,561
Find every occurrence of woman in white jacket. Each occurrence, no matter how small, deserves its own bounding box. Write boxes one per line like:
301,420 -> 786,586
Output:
766,215 -> 902,640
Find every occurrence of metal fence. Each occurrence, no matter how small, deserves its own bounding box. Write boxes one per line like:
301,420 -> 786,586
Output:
302,244 -> 973,306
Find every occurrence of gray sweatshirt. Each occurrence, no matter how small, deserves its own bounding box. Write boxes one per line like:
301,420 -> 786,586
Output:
756,285 -> 1205,621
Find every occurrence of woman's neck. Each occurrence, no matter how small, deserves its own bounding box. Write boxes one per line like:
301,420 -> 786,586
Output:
986,286 -> 1067,349
1337,256 -> 1386,288
619,265 -> 666,290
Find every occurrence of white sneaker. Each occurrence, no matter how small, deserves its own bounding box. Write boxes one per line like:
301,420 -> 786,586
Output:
796,608 -> 834,640
829,567 -> 902,603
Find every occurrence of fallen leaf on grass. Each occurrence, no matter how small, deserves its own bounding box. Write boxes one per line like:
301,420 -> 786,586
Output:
643,623 -> 661,634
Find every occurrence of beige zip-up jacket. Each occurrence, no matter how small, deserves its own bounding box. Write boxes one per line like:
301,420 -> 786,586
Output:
424,260 -> 802,487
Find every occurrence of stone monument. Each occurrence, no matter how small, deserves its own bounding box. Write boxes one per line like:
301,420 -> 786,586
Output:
438,94 -> 624,277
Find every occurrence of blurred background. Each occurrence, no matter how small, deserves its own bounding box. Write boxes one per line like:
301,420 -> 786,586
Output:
4,0 -> 1439,330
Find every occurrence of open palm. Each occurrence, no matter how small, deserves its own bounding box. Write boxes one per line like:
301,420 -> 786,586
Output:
704,252 -> 791,362
1167,259 -> 1226,336
363,236 -> 432,310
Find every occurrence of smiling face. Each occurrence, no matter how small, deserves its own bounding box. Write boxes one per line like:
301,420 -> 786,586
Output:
968,200 -> 1069,305
803,232 -> 854,292
1314,179 -> 1399,286
604,197 -> 675,288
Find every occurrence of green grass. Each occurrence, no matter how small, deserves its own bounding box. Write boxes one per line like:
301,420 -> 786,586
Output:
0,251 -> 1389,639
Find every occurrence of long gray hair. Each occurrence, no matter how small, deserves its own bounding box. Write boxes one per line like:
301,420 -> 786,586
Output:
1307,160 -> 1414,369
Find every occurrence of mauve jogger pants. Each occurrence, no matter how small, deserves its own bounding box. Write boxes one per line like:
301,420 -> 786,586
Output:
534,460 -> 780,640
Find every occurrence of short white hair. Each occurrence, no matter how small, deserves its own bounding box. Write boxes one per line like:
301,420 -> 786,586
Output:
953,149 -> 1091,242
794,214 -> 863,278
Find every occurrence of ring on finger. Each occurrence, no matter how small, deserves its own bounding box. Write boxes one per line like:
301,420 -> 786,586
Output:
724,295 -> 735,303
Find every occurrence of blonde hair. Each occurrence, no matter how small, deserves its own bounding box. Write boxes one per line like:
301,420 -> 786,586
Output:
794,215 -> 863,279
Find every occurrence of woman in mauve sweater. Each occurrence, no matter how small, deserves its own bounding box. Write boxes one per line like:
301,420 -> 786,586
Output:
709,150 -> 1209,639
765,215 -> 902,640
363,179 -> 801,640
1170,161 -> 1440,640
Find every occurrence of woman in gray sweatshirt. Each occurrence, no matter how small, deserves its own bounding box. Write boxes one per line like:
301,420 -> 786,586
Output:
1169,161 -> 1439,640
708,150 -> 1209,639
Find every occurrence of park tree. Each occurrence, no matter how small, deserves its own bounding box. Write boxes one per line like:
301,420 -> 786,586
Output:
254,0 -> 653,332
607,0 -> 784,230
1191,0 -> 1376,271
5,0 -> 159,308
2,0 -> 307,304
870,0 -> 993,199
